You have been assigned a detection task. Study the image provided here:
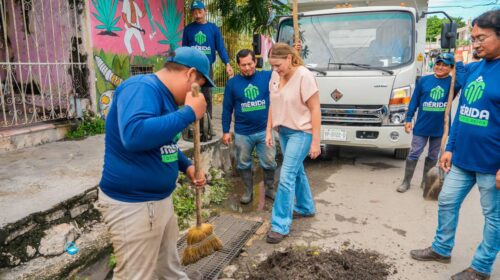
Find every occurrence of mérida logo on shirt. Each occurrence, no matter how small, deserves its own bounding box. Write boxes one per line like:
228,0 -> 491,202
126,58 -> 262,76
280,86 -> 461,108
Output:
459,76 -> 489,127
423,85 -> 446,112
160,144 -> 179,163
160,133 -> 181,163
241,84 -> 266,112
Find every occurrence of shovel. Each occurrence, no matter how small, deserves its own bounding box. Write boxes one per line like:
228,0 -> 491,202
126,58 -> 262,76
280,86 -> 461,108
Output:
423,67 -> 456,200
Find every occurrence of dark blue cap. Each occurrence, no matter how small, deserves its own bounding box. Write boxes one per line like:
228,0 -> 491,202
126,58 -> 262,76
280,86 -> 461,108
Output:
169,47 -> 215,87
436,52 -> 455,66
190,0 -> 205,10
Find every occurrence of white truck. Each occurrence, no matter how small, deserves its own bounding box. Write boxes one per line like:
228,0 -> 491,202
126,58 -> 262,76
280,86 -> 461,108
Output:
276,0 -> 430,159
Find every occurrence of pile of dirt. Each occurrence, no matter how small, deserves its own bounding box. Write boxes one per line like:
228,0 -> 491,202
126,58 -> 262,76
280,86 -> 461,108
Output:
247,247 -> 395,280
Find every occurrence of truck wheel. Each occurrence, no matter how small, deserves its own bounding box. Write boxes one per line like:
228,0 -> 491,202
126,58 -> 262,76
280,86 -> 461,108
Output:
394,148 -> 409,160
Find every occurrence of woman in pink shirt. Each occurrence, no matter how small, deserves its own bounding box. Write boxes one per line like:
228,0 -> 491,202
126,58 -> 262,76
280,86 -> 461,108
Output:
265,43 -> 321,244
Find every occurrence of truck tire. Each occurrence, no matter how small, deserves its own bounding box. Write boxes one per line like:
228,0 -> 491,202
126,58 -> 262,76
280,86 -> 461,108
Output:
394,148 -> 409,160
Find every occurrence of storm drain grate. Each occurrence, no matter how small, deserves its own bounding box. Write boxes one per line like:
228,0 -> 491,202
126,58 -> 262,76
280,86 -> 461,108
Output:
177,215 -> 262,280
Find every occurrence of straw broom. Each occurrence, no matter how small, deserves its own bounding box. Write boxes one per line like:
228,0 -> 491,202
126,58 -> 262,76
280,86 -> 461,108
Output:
181,83 -> 223,266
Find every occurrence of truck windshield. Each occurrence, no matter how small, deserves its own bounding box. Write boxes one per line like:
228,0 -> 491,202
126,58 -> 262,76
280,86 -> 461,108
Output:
277,11 -> 414,70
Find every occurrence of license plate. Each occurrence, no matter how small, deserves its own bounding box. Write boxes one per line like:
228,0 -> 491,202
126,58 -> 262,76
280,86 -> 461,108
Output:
323,128 -> 347,141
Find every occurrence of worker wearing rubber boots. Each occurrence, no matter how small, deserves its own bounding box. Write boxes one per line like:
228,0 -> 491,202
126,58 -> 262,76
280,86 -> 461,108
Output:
397,53 -> 460,193
222,49 -> 277,204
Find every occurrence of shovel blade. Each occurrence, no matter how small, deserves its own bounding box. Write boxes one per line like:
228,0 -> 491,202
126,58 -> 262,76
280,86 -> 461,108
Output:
423,166 -> 443,200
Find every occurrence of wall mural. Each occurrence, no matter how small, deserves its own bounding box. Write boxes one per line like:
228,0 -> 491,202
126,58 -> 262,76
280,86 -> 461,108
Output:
89,0 -> 184,116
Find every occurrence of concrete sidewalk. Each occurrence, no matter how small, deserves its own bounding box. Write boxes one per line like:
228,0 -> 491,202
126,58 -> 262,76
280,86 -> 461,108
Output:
0,135 -> 208,227
0,103 -> 225,228
0,103 -> 230,279
0,135 -> 104,227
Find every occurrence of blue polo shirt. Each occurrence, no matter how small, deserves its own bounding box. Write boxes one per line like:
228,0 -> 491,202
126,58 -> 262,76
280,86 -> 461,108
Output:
406,74 -> 460,137
222,71 -> 272,135
446,59 -> 500,174
182,22 -> 229,65
99,74 -> 195,202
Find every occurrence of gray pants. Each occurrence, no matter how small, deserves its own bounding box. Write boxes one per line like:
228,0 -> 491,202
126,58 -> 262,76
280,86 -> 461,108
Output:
96,189 -> 188,280
408,135 -> 441,161
201,66 -> 214,117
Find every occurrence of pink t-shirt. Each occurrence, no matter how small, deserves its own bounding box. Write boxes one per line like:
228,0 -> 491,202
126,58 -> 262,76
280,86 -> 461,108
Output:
269,66 -> 319,132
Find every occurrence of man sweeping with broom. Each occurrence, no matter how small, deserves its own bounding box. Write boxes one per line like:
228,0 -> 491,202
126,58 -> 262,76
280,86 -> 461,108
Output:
96,47 -> 212,280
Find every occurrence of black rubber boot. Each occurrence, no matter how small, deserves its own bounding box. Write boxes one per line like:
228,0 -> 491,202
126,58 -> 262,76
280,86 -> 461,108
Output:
397,159 -> 418,193
420,157 -> 438,189
263,169 -> 276,200
240,169 -> 253,204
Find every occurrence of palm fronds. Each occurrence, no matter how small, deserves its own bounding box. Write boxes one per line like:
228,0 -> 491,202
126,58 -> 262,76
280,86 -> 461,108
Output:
91,0 -> 122,35
155,0 -> 183,50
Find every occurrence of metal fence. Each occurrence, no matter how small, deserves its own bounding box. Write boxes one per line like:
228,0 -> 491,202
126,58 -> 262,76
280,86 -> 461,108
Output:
0,0 -> 87,129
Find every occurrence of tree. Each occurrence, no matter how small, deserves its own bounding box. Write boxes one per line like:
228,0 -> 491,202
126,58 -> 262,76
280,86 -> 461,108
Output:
426,16 -> 466,42
208,0 -> 290,36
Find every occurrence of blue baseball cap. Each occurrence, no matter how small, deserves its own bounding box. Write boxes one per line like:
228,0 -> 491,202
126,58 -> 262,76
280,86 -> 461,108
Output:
169,47 -> 215,87
190,0 -> 205,10
436,52 -> 455,66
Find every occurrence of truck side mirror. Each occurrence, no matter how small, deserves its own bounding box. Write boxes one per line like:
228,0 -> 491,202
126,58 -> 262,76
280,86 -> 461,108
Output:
252,34 -> 262,55
440,22 -> 457,49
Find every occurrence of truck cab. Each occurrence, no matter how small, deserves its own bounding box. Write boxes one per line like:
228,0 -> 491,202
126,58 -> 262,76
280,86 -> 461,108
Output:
276,2 -> 428,159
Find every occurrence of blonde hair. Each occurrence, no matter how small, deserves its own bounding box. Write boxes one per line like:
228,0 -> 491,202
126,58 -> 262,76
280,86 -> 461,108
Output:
268,43 -> 304,67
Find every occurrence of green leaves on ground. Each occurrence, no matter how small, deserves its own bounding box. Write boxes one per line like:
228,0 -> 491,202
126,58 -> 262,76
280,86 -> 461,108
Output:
66,113 -> 105,140
173,169 -> 231,229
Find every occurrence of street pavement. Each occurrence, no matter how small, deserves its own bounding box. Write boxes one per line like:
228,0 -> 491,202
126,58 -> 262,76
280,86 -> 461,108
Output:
2,101 -> 498,279
231,146 -> 499,280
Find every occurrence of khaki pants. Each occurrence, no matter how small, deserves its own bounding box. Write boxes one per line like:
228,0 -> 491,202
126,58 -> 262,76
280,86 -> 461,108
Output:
97,189 -> 188,280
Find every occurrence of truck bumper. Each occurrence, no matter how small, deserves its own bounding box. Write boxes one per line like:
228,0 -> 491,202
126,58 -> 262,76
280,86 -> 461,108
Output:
320,125 -> 411,149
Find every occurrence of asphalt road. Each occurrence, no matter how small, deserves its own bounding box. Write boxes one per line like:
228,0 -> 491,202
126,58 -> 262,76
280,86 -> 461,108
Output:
228,145 -> 499,280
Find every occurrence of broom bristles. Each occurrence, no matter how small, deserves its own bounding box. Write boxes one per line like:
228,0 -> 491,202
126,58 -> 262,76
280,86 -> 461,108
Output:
181,223 -> 223,266
186,223 -> 212,244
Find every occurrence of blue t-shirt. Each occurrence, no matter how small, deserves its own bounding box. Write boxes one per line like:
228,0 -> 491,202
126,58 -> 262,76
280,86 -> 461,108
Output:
222,71 -> 272,135
446,59 -> 500,174
182,22 -> 229,65
405,74 -> 460,137
99,74 -> 195,202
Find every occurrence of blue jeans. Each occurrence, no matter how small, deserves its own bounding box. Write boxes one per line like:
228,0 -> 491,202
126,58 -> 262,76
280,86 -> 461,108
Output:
432,166 -> 500,275
271,126 -> 315,235
234,131 -> 277,171
408,135 -> 442,161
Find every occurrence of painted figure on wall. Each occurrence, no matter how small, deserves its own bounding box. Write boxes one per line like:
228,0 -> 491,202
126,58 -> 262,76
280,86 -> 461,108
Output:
122,0 -> 146,54
90,0 -> 184,56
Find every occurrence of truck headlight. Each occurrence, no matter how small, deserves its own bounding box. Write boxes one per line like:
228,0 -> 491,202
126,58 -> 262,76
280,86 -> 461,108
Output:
388,86 -> 411,125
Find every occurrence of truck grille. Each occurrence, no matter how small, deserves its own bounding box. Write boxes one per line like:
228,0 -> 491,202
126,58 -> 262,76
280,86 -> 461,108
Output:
321,105 -> 386,126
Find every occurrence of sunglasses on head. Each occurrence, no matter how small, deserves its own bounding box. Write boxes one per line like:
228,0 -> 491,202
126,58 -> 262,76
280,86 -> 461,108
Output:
437,53 -> 453,60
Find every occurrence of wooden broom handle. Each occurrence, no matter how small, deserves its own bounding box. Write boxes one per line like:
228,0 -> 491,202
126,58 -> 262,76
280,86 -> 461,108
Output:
191,83 -> 202,227
439,68 -> 456,157
293,0 -> 299,45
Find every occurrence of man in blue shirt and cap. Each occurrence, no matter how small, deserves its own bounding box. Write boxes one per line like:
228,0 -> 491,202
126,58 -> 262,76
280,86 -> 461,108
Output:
97,47 -> 212,280
397,52 -> 460,193
183,0 -> 233,140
